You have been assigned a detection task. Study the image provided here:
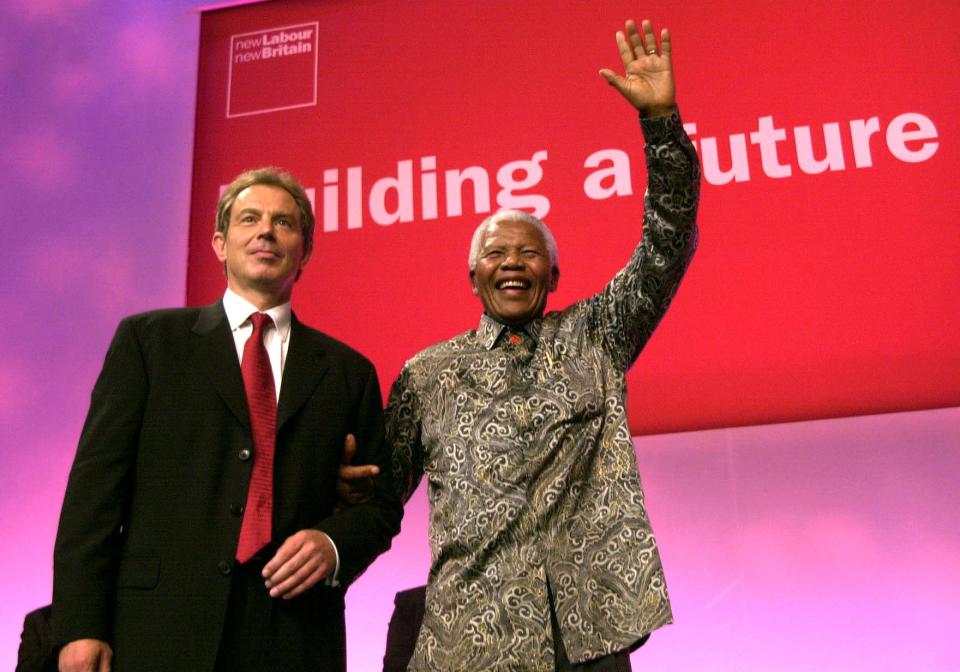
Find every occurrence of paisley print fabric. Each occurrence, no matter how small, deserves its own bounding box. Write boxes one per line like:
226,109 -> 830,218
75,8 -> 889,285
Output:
386,112 -> 700,671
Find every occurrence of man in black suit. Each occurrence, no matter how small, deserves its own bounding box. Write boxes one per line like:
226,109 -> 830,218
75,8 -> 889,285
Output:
52,167 -> 401,672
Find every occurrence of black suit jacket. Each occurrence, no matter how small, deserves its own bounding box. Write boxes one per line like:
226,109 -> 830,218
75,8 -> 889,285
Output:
52,301 -> 401,672
382,585 -> 427,672
17,606 -> 56,672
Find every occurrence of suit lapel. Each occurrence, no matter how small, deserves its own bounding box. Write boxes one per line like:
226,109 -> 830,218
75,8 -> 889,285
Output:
193,301 -> 249,430
277,314 -> 329,432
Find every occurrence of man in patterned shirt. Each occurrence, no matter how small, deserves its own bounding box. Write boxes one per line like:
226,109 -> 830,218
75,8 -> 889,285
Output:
384,17 -> 699,671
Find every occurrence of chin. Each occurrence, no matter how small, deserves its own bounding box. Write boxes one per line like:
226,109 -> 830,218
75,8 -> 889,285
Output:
502,314 -> 533,325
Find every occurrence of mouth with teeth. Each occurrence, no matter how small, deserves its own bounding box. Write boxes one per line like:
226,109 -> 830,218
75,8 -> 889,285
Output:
496,278 -> 531,291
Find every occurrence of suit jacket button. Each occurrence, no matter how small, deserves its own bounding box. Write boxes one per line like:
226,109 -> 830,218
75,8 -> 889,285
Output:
230,502 -> 244,515
218,560 -> 233,576
238,448 -> 252,461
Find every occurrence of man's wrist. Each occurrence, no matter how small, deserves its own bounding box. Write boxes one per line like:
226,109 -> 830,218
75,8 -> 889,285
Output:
640,104 -> 677,119
640,108 -> 683,144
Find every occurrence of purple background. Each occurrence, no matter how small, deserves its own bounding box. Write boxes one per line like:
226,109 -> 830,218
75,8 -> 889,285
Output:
2,1 -> 958,670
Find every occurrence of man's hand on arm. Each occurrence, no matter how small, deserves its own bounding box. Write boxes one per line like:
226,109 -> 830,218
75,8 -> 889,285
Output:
262,529 -> 337,599
336,432 -> 379,506
59,638 -> 112,672
599,18 -> 677,117
263,431 -> 388,599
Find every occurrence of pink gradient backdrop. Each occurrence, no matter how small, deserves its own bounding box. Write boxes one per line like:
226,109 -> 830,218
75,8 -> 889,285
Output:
1,1 -> 957,670
345,408 -> 960,671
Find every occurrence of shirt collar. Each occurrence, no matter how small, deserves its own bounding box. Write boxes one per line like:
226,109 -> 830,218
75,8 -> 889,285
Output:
222,288 -> 292,343
477,313 -> 543,350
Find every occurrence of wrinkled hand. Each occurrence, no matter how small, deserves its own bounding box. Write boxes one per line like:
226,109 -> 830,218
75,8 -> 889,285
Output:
59,639 -> 112,672
336,433 -> 379,505
599,18 -> 676,117
262,529 -> 336,599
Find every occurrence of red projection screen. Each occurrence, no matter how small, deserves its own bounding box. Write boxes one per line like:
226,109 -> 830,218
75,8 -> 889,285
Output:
188,0 -> 960,435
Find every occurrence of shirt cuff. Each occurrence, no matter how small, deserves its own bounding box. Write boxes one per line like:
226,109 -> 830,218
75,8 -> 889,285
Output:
323,533 -> 342,588
640,108 -> 683,145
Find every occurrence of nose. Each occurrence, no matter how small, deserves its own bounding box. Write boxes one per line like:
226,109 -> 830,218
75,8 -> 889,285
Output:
502,250 -> 524,268
254,216 -> 276,238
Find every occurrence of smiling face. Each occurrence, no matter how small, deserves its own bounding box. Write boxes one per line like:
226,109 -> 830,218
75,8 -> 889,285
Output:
211,184 -> 311,308
470,218 -> 559,326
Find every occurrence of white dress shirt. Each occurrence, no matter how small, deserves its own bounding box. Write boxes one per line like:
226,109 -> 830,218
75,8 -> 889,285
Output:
222,288 -> 291,403
221,289 -> 341,584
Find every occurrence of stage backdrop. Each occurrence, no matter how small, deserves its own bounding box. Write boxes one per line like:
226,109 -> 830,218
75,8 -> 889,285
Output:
4,3 -> 959,671
188,0 -> 959,436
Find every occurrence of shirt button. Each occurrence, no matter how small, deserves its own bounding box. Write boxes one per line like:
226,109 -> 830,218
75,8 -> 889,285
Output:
218,560 -> 233,576
238,448 -> 252,461
229,502 -> 245,516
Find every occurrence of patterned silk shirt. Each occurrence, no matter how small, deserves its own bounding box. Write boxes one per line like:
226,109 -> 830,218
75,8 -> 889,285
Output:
386,112 -> 700,671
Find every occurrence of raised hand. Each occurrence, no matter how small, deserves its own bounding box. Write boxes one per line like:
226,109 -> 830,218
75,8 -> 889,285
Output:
599,19 -> 676,117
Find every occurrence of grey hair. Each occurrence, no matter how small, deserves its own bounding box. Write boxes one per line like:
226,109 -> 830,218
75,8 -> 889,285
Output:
468,209 -> 559,271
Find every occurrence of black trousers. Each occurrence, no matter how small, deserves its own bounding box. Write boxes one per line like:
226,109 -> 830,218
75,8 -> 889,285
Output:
549,582 -> 641,672
213,557 -> 346,672
215,559 -> 274,672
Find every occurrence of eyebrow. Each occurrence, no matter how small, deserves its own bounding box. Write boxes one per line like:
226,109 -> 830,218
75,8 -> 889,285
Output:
483,242 -> 544,251
234,207 -> 297,220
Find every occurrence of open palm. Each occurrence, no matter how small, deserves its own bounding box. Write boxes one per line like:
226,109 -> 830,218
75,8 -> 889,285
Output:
600,19 -> 676,116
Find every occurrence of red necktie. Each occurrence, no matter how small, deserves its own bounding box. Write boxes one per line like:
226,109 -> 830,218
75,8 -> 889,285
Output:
236,312 -> 277,563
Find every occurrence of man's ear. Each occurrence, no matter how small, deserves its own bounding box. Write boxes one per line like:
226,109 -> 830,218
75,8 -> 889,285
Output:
211,231 -> 227,263
470,270 -> 479,296
549,266 -> 560,292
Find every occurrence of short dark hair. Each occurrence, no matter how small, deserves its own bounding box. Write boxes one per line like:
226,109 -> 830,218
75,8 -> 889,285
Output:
215,167 -> 315,257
